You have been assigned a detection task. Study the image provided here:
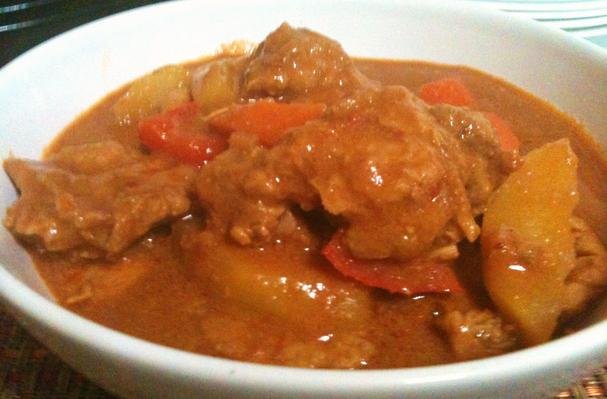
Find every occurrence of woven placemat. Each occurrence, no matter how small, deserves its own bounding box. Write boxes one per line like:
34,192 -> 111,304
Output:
1,304 -> 605,398
0,305 -> 113,399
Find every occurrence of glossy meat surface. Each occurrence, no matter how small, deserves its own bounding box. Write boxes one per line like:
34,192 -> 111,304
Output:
243,23 -> 371,101
4,141 -> 195,258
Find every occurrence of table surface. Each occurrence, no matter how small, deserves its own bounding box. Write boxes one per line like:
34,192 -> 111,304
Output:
1,1 -> 607,398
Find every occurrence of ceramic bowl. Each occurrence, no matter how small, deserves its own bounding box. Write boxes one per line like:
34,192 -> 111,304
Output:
1,0 -> 606,397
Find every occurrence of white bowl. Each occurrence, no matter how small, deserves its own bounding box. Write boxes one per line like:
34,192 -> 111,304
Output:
1,0 -> 606,397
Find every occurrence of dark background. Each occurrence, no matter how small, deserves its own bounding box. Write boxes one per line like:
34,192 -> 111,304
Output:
1,0 -> 169,67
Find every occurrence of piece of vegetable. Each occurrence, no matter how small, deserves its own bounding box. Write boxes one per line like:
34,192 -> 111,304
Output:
481,139 -> 578,345
419,78 -> 474,107
113,65 -> 191,125
138,101 -> 227,166
191,57 -> 243,115
209,99 -> 326,146
192,233 -> 371,330
484,112 -> 520,152
322,231 -> 463,295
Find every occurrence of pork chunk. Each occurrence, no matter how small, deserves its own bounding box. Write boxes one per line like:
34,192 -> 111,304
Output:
438,309 -> 518,361
286,86 -> 479,260
4,141 -> 195,258
196,132 -> 316,246
430,104 -> 519,214
562,217 -> 607,319
243,23 -> 372,102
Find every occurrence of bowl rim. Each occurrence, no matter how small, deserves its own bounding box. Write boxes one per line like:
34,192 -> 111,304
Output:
1,0 -> 606,394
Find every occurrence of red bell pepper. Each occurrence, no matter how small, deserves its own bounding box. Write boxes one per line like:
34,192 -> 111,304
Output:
322,230 -> 463,295
138,101 -> 227,166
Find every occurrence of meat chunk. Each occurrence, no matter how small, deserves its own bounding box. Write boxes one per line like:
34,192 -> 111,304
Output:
431,104 -> 501,162
430,104 -> 519,214
48,140 -> 139,174
286,87 -> 479,260
437,309 -> 518,361
562,217 -> 607,319
196,132 -> 316,246
4,141 -> 195,259
199,86 -> 513,261
243,23 -> 372,102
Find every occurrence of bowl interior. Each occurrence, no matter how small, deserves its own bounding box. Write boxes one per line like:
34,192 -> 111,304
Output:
0,0 -> 606,397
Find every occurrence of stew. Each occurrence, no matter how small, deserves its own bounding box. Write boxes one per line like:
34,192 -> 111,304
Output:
4,24 -> 607,369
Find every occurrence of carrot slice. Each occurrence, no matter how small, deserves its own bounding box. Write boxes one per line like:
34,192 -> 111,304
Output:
139,101 -> 227,166
322,231 -> 463,295
419,78 -> 474,106
209,99 -> 326,146
484,112 -> 520,152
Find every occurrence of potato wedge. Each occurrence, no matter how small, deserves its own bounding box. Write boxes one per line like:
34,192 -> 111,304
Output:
191,232 -> 371,332
191,57 -> 244,115
481,139 -> 578,345
113,65 -> 190,125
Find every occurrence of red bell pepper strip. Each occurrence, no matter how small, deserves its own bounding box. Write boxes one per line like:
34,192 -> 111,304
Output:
322,230 -> 463,295
138,101 -> 227,166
